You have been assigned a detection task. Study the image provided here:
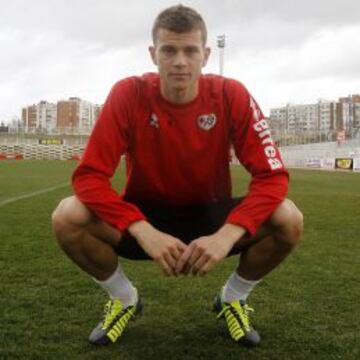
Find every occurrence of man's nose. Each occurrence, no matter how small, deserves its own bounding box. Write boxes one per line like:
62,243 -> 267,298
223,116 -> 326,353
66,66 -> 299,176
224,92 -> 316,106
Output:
173,51 -> 187,67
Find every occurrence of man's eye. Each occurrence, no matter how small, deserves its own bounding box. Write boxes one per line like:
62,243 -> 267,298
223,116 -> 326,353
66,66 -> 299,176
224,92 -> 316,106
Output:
162,47 -> 175,54
185,47 -> 198,55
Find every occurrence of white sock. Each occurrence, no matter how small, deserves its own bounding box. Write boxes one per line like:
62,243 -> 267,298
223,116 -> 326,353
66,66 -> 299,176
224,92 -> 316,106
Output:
93,264 -> 138,307
221,271 -> 261,303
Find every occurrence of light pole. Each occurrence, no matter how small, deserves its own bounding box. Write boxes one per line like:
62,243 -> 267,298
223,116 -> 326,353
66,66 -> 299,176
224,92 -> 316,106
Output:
217,34 -> 226,76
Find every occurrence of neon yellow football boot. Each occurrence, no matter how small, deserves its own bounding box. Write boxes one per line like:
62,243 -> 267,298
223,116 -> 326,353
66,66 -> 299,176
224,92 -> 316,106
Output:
214,293 -> 260,347
89,296 -> 142,345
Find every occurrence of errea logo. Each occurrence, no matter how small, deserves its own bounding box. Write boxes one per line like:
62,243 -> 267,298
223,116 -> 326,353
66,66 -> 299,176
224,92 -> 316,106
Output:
250,97 -> 283,171
197,113 -> 217,130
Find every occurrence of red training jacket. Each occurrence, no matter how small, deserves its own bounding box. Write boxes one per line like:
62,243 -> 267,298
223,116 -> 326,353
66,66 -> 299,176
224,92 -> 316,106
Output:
72,73 -> 289,236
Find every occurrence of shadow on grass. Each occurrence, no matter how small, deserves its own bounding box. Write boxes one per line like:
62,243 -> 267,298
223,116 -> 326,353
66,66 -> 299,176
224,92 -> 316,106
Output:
80,319 -> 264,360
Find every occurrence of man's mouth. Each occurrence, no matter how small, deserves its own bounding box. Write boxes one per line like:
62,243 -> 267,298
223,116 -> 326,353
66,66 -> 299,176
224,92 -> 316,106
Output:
170,73 -> 190,78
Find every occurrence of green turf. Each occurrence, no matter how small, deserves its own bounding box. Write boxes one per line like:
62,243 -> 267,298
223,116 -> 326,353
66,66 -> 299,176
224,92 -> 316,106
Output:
0,161 -> 359,359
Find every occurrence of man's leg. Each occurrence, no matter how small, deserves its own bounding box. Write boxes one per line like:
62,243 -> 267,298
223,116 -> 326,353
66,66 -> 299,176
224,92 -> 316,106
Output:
51,196 -> 141,345
217,199 -> 303,346
52,196 -> 120,280
231,199 -> 303,289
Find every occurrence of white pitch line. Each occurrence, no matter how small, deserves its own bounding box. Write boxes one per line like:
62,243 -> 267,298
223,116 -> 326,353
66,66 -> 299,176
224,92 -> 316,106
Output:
0,182 -> 70,208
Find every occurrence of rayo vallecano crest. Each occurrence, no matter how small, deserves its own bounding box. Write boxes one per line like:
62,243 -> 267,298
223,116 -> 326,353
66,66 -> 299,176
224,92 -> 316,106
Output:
197,113 -> 217,130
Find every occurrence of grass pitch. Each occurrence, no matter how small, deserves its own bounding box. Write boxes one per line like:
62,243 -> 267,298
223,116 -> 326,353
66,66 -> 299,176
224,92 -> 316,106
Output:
0,161 -> 359,360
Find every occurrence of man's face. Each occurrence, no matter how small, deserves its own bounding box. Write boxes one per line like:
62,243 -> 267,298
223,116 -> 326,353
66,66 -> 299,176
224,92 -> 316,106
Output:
149,29 -> 210,98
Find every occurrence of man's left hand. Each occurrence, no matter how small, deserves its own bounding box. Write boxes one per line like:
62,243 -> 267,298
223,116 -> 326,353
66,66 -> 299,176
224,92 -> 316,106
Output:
175,224 -> 246,276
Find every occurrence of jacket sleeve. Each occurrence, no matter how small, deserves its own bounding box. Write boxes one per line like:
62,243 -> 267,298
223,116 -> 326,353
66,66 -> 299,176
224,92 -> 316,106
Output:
72,78 -> 146,232
225,79 -> 289,236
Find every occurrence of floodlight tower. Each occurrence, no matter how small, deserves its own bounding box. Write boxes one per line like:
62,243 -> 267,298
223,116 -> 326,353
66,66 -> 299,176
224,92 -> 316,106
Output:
217,34 -> 226,76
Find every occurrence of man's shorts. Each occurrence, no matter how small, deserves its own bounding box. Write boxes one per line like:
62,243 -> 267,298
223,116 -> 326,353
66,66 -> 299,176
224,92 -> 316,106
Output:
115,197 -> 242,260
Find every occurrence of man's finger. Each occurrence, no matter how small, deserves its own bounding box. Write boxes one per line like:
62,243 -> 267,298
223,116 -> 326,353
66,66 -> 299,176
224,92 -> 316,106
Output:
169,246 -> 179,261
164,252 -> 177,272
198,258 -> 216,276
170,239 -> 187,262
158,258 -> 173,276
175,247 -> 193,274
183,246 -> 202,275
191,253 -> 209,275
176,240 -> 188,253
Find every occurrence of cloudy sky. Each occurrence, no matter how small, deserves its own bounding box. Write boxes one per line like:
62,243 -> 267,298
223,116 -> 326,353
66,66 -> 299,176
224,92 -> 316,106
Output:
1,0 -> 359,122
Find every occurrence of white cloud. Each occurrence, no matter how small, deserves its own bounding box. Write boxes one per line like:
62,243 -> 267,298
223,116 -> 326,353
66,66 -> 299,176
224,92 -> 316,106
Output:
223,24 -> 360,111
0,0 -> 359,121
271,25 -> 360,81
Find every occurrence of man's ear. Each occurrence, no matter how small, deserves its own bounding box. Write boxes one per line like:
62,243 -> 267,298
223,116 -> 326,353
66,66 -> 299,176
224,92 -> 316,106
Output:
149,46 -> 157,65
202,47 -> 211,67
203,47 -> 211,67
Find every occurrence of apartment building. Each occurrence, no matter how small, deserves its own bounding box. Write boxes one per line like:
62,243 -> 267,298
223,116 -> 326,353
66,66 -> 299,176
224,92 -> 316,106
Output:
270,96 -> 360,135
22,105 -> 37,130
337,95 -> 360,130
21,98 -> 102,133
38,101 -> 57,130
57,97 -> 80,128
57,97 -> 101,131
22,101 -> 56,132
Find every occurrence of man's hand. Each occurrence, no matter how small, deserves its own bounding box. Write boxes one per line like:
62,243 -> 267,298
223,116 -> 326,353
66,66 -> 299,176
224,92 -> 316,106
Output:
128,220 -> 187,276
175,224 -> 247,276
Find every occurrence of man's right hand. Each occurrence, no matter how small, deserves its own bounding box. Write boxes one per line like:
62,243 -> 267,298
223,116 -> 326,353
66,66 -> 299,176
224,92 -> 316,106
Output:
128,220 -> 187,276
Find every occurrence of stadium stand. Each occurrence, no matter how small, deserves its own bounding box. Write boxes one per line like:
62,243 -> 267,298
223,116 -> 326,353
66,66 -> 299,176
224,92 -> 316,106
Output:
279,139 -> 360,169
0,144 -> 85,160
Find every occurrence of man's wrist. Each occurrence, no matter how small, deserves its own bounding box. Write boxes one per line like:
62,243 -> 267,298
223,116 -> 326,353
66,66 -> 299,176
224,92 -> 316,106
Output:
128,220 -> 153,239
216,223 -> 247,246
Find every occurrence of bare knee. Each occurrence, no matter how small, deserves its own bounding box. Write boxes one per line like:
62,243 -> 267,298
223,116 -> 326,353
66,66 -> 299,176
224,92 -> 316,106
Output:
52,196 -> 121,249
270,199 -> 304,249
52,196 -> 93,245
